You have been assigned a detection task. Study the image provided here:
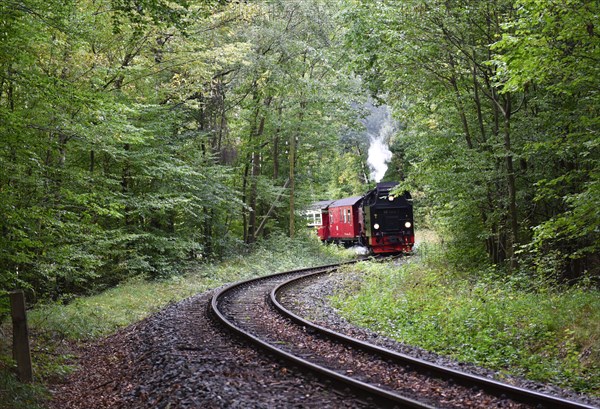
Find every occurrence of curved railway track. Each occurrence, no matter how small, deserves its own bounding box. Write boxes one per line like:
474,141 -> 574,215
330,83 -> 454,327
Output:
210,262 -> 597,409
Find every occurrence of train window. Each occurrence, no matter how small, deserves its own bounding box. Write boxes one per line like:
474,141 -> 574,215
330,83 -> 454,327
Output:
346,209 -> 351,223
315,213 -> 322,225
304,210 -> 322,227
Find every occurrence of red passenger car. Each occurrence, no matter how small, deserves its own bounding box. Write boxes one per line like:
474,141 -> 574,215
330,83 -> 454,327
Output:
324,196 -> 362,245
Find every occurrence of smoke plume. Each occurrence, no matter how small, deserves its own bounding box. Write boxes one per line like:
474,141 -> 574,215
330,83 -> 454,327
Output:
365,104 -> 396,182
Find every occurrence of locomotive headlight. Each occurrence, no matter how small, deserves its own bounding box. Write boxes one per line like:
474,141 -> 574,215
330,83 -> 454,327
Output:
404,222 -> 412,228
373,223 -> 380,230
388,195 -> 394,201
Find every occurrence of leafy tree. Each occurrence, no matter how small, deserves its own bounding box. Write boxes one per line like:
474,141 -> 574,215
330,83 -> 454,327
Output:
493,0 -> 600,280
221,0 -> 364,242
343,0 -> 525,266
0,0 -> 238,303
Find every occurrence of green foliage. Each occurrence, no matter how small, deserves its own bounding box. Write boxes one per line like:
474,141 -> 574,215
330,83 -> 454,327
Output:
331,245 -> 600,395
221,0 -> 366,242
342,0 -> 523,265
0,0 -> 371,307
1,1 -> 597,403
28,235 -> 340,342
19,234 -> 350,344
109,0 -> 192,32
493,0 -> 600,95
0,0 -> 249,301
492,0 -> 600,279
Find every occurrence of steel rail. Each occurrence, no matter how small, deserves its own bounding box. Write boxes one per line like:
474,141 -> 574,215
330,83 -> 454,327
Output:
210,263 -> 436,409
271,270 -> 597,409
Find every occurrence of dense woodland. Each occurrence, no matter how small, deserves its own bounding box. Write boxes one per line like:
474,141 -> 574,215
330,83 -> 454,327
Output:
1,0 -> 598,307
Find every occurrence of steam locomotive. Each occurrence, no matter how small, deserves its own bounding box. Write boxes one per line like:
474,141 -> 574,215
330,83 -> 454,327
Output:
307,182 -> 414,254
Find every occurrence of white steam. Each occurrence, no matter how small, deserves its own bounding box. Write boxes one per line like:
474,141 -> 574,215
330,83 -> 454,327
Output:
368,138 -> 392,182
366,107 -> 395,182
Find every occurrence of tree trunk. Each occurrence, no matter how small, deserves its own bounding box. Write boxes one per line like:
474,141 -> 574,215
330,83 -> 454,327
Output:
122,143 -> 132,227
289,131 -> 296,239
354,143 -> 369,183
448,56 -> 473,149
246,93 -> 271,244
90,149 -> 95,173
247,149 -> 261,243
241,162 -> 249,243
502,96 -> 519,269
273,105 -> 283,179
471,56 -> 486,144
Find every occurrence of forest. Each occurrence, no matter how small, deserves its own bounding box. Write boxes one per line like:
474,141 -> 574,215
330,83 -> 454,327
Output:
1,0 -> 598,308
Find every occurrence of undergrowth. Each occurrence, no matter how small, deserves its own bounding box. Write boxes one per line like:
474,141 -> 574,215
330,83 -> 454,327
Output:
0,233 -> 353,408
0,366 -> 48,409
330,242 -> 600,396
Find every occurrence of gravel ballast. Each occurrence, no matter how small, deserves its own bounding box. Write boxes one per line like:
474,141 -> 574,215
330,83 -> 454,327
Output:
48,291 -> 374,408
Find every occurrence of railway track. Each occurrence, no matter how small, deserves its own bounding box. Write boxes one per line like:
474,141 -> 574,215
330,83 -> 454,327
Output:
210,262 -> 597,409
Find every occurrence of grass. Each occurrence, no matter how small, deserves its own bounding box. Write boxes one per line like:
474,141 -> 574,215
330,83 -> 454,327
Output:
0,233 -> 354,408
329,239 -> 600,396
